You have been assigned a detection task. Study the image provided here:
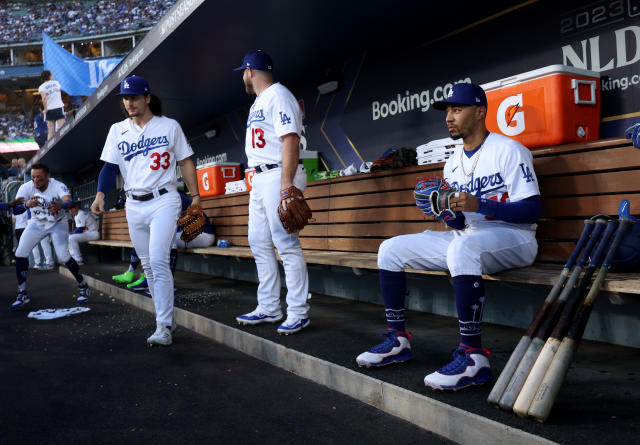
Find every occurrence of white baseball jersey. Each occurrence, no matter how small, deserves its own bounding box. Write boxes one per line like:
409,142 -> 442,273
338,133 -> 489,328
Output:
444,132 -> 539,231
100,115 -> 194,193
38,80 -> 64,110
16,178 -> 71,228
245,82 -> 302,167
74,209 -> 99,232
14,210 -> 28,229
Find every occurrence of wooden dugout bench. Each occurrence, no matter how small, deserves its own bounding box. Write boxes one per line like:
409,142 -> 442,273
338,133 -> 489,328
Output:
91,137 -> 640,295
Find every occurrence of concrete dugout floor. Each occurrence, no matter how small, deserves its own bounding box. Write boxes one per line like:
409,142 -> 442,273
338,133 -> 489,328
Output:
0,266 -> 451,445
3,262 -> 639,444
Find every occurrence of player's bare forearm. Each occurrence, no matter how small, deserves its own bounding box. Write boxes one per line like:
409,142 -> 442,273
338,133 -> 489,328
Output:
178,157 -> 200,206
280,133 -> 300,190
91,191 -> 106,215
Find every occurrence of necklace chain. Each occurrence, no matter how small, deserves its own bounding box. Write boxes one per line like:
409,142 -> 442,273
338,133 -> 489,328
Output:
460,134 -> 488,177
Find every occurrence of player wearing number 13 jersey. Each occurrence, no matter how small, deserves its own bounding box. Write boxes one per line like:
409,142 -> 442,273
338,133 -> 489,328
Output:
91,75 -> 201,346
233,50 -> 311,335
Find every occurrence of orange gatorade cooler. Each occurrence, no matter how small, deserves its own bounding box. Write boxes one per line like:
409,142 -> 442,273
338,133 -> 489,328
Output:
244,168 -> 256,191
481,65 -> 601,148
196,162 -> 241,197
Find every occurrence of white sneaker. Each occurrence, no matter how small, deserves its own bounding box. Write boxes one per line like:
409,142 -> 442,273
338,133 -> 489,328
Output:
236,308 -> 283,326
277,315 -> 310,335
147,324 -> 172,346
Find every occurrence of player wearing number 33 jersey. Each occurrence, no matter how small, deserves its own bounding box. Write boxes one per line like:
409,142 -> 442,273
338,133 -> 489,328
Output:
92,75 -> 201,347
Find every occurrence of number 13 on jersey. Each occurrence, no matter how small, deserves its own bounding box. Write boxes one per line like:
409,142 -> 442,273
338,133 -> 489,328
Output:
251,128 -> 265,148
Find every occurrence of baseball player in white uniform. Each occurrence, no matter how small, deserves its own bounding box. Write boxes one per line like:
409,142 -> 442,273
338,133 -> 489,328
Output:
11,163 -> 90,309
68,202 -> 100,265
233,50 -> 310,335
90,75 -> 200,346
356,83 -> 541,391
38,70 -> 66,140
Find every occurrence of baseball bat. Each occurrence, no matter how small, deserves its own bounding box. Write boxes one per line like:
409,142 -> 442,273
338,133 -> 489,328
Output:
486,219 -> 595,406
497,218 -> 608,411
512,218 -> 618,417
528,214 -> 634,423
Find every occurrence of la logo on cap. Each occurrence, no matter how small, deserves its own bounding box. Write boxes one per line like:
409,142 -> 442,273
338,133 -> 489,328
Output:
447,89 -> 453,98
124,80 -> 130,89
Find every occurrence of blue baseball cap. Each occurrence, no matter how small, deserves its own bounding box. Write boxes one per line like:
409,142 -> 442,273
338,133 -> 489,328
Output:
116,75 -> 151,96
233,50 -> 273,72
433,83 -> 487,110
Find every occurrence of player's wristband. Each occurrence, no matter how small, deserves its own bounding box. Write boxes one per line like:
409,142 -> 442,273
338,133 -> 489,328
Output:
60,200 -> 71,209
13,203 -> 27,215
191,194 -> 199,197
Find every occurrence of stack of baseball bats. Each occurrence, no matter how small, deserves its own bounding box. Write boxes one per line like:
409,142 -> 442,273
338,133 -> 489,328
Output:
487,201 -> 635,422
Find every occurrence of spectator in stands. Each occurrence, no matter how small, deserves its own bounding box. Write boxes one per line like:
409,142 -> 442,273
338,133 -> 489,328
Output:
0,112 -> 32,141
38,70 -> 66,140
7,158 -> 19,176
68,201 -> 100,265
33,103 -> 47,147
0,0 -> 177,44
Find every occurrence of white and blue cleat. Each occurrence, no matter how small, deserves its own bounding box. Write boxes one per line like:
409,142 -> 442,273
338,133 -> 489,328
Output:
356,329 -> 413,367
77,283 -> 90,304
11,290 -> 30,310
277,316 -> 310,335
424,347 -> 492,390
236,308 -> 283,326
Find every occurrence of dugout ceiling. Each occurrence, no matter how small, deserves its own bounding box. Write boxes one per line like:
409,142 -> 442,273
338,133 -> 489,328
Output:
32,0 -> 519,173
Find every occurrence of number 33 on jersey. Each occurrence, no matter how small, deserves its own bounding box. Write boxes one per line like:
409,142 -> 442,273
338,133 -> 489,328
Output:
100,115 -> 193,191
244,83 -> 302,167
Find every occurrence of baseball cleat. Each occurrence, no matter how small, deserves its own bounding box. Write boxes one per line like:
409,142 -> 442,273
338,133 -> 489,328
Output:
11,290 -> 30,310
356,329 -> 412,367
236,308 -> 283,326
112,270 -> 135,284
424,347 -> 492,391
127,274 -> 148,291
77,283 -> 90,303
147,324 -> 172,346
277,316 -> 310,335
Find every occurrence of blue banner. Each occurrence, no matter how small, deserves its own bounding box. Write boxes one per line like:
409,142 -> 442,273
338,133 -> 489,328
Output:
42,32 -> 122,97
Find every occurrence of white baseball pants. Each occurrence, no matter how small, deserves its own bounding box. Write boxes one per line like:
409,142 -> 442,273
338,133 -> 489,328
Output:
126,191 -> 181,327
378,225 -> 538,277
69,230 -> 100,262
16,221 -> 72,263
175,232 -> 215,249
32,236 -> 54,265
248,165 -> 309,318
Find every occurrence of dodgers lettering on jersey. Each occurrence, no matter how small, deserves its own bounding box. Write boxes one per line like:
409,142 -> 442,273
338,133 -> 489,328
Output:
245,82 -> 302,167
100,115 -> 193,193
15,178 -> 70,226
444,132 -> 540,230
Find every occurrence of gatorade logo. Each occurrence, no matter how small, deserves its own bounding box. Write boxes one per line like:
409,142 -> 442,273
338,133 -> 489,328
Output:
497,94 -> 525,136
202,171 -> 210,190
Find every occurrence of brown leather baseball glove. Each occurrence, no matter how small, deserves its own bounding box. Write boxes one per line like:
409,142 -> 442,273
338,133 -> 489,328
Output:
278,186 -> 313,233
178,204 -> 206,243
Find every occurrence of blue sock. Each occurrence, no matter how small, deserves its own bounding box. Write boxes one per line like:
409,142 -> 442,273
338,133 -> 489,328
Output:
130,249 -> 140,271
170,248 -> 178,275
65,258 -> 85,284
453,275 -> 485,349
15,256 -> 28,288
380,269 -> 406,332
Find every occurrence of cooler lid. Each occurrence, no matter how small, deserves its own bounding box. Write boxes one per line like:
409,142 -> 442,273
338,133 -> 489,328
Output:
481,65 -> 600,92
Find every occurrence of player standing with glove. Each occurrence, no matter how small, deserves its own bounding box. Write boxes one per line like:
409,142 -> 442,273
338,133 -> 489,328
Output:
356,83 -> 541,390
233,50 -> 312,335
90,75 -> 201,346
